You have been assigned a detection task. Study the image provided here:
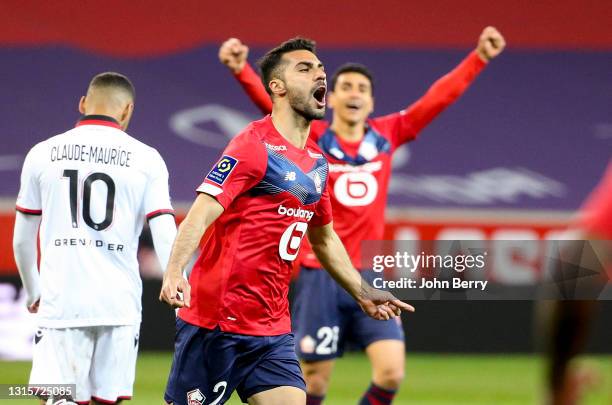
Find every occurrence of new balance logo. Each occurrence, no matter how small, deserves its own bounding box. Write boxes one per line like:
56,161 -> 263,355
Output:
284,172 -> 296,181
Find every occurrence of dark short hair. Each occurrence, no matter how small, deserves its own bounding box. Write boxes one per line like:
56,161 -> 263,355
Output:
89,72 -> 135,100
331,63 -> 374,92
257,37 -> 317,95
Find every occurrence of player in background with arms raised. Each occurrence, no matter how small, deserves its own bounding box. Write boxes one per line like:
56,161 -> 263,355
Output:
13,72 -> 177,404
160,38 -> 413,405
219,27 -> 505,404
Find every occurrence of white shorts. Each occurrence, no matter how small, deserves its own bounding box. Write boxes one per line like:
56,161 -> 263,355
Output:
29,324 -> 140,404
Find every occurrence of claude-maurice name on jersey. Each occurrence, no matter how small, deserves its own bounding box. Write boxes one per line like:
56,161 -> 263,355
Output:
50,143 -> 132,167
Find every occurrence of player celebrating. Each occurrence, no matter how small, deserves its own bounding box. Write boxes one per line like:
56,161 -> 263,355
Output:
160,38 -> 413,405
219,27 -> 505,404
13,72 -> 177,404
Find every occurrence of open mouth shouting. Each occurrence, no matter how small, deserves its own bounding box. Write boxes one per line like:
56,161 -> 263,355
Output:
312,84 -> 327,108
345,100 -> 362,112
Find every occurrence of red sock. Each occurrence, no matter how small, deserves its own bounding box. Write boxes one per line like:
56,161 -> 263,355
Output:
359,383 -> 397,405
306,393 -> 325,405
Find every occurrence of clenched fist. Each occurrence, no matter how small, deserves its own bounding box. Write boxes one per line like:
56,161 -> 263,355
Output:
218,38 -> 249,74
476,26 -> 506,62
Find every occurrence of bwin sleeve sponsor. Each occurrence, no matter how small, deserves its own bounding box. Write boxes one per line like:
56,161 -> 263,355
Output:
277,204 -> 314,221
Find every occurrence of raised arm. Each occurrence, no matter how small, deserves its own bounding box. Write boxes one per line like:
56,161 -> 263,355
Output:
307,222 -> 414,320
159,193 -> 224,308
377,26 -> 506,147
219,38 -> 273,115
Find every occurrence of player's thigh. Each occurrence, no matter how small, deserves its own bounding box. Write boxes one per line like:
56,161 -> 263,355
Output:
164,319 -> 242,405
89,324 -> 140,403
247,386 -> 306,405
30,327 -> 95,402
366,339 -> 406,385
237,333 -> 306,403
292,267 -> 345,361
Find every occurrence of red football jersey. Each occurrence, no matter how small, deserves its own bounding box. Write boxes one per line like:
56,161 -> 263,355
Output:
578,162 -> 612,239
178,116 -> 333,335
235,51 -> 486,269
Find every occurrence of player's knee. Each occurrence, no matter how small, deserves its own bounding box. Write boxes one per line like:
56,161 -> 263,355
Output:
374,364 -> 405,390
303,368 -> 332,395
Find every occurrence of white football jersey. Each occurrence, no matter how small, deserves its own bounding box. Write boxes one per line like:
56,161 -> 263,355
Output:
16,116 -> 174,328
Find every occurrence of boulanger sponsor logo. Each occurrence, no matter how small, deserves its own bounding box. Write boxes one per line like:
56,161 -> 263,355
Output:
334,172 -> 378,206
277,204 -> 314,221
279,222 -> 308,261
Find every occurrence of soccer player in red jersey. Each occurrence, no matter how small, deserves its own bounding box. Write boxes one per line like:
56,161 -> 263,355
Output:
547,162 -> 612,405
219,27 -> 505,405
160,38 -> 413,405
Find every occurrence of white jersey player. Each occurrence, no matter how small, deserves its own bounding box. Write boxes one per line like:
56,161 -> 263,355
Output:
13,72 -> 177,405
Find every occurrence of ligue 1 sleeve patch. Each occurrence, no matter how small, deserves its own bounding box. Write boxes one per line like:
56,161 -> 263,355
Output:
206,155 -> 238,185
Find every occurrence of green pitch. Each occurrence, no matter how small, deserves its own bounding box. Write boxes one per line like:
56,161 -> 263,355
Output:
0,353 -> 610,404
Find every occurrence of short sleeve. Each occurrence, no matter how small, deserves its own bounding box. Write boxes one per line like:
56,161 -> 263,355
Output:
310,174 -> 333,227
144,150 -> 175,220
578,163 -> 612,239
16,145 -> 43,215
196,135 -> 267,209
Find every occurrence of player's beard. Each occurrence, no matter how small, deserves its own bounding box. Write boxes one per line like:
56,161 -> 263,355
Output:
287,87 -> 326,121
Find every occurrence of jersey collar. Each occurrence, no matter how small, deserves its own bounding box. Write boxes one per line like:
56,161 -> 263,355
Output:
318,124 -> 391,165
76,115 -> 122,130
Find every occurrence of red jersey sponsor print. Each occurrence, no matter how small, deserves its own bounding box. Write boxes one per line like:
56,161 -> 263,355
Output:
179,116 -> 332,335
235,51 -> 486,269
298,117 -> 412,269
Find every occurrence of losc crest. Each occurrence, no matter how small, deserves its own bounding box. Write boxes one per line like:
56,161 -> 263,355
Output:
46,399 -> 77,405
187,388 -> 205,405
